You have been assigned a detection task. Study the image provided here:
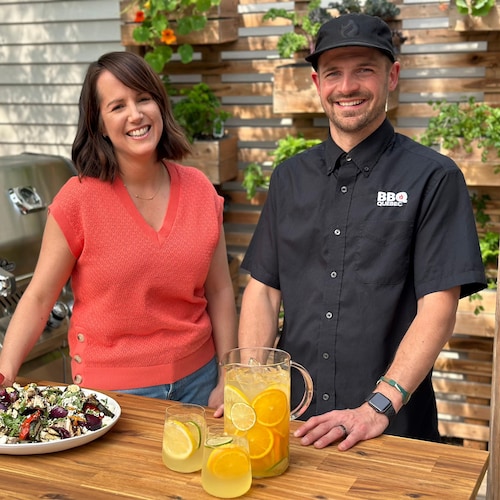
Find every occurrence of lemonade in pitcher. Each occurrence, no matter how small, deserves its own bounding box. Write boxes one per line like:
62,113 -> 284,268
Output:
224,358 -> 291,477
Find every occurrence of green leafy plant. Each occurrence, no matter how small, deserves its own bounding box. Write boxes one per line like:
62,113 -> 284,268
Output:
128,0 -> 221,73
242,135 -> 322,199
417,97 -> 500,162
172,83 -> 230,142
329,0 -> 400,19
263,0 -> 333,58
469,193 -> 498,313
456,0 -> 496,17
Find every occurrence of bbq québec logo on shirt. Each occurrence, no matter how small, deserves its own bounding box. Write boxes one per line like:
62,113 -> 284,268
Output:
377,191 -> 408,207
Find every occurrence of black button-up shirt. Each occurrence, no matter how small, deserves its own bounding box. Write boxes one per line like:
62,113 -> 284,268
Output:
242,119 -> 486,441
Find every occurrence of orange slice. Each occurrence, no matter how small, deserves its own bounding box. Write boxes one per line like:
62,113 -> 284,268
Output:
246,423 -> 274,460
252,388 -> 288,427
207,446 -> 251,479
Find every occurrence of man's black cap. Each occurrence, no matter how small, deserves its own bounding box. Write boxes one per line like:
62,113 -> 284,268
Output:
306,13 -> 396,69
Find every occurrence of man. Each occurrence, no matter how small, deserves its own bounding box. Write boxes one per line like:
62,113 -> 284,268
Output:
238,14 -> 486,451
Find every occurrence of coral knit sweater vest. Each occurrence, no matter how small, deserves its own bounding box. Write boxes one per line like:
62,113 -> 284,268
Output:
49,162 -> 223,389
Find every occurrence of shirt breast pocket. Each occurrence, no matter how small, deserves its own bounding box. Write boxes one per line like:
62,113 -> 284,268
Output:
354,220 -> 414,285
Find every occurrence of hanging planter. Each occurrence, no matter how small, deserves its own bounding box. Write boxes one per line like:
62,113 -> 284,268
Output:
120,0 -> 238,72
185,136 -> 238,185
449,0 -> 500,31
173,83 -> 238,185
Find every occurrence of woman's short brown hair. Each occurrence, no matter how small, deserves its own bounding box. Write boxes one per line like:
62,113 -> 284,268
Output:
72,51 -> 192,181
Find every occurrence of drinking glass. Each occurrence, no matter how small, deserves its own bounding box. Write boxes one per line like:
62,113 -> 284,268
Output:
201,425 -> 252,498
162,403 -> 205,473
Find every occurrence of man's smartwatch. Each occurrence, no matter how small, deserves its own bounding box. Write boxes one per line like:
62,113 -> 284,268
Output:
366,392 -> 396,421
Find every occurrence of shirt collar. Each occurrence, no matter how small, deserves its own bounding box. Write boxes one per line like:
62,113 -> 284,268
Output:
324,119 -> 395,177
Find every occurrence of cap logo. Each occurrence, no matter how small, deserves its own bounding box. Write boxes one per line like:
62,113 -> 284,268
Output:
340,19 -> 360,39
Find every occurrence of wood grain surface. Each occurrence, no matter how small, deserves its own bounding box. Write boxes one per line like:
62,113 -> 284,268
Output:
0,381 -> 489,500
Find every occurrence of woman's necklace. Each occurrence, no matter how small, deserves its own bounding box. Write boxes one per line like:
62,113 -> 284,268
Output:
124,168 -> 164,201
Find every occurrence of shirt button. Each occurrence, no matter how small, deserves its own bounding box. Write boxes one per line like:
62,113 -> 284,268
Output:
77,333 -> 85,342
74,374 -> 83,384
322,352 -> 330,359
74,355 -> 82,363
330,271 -> 337,279
322,393 -> 330,401
346,156 -> 352,162
325,311 -> 333,319
340,186 -> 348,193
364,166 -> 369,172
334,229 -> 341,236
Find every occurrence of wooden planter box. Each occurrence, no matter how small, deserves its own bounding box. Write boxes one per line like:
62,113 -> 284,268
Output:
120,0 -> 238,46
449,0 -> 500,31
273,63 -> 399,115
185,135 -> 238,185
441,141 -> 500,187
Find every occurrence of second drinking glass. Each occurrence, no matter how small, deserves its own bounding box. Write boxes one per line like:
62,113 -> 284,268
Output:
162,403 -> 205,473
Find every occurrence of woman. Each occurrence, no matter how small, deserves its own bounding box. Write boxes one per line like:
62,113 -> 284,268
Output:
0,51 -> 237,408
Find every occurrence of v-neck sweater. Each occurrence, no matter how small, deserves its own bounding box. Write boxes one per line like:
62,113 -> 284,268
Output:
49,161 -> 223,390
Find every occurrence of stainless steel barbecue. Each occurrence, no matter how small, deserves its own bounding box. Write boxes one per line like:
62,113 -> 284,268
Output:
0,152 -> 77,382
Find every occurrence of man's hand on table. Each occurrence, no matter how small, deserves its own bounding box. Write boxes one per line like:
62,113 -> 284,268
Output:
294,404 -> 390,451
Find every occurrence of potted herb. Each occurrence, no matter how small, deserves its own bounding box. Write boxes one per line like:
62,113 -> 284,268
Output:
417,97 -> 500,163
242,134 -> 322,200
122,0 -> 238,73
263,0 -> 333,59
173,83 -> 237,185
449,0 -> 500,31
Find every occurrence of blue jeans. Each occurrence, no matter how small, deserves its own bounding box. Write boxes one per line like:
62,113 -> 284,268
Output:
115,357 -> 218,406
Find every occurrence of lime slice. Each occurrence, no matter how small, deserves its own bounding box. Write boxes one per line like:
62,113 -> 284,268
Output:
163,420 -> 195,460
230,402 -> 256,432
206,436 -> 233,447
185,420 -> 202,449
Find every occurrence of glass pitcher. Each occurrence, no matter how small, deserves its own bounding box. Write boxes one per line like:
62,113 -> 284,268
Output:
221,347 -> 313,478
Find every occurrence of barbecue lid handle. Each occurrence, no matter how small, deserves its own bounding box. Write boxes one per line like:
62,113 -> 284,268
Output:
0,267 -> 16,297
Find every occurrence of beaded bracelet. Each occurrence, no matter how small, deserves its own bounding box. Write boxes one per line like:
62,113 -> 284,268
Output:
377,376 -> 411,405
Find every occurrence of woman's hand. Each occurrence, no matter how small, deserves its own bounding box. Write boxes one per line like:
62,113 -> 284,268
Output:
207,380 -> 224,411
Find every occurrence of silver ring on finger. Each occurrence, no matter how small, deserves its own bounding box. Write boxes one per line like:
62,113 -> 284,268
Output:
338,424 -> 348,437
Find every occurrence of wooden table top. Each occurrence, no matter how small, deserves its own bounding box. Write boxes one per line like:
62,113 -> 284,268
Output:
0,383 -> 489,499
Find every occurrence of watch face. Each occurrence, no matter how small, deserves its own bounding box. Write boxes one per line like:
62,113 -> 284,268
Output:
369,392 -> 392,412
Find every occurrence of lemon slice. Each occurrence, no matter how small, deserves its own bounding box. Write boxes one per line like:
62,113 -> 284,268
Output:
206,436 -> 233,447
224,385 -> 250,406
163,420 -> 195,460
230,402 -> 256,431
207,447 -> 251,479
185,420 -> 202,449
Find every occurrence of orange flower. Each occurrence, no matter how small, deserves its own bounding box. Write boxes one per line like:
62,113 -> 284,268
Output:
161,28 -> 177,45
134,10 -> 145,23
